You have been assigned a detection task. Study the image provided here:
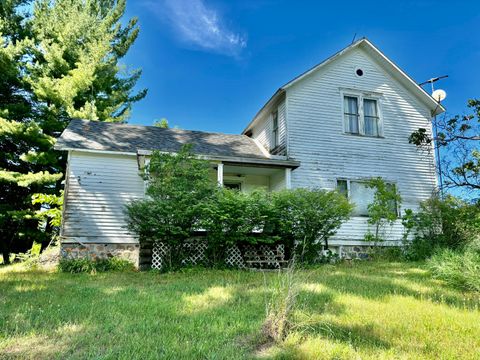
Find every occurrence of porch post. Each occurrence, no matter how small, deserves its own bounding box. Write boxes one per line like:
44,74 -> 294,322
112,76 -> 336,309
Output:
285,168 -> 292,189
217,162 -> 224,186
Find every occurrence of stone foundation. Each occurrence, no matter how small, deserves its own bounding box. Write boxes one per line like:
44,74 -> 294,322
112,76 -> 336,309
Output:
328,245 -> 375,260
60,243 -> 140,268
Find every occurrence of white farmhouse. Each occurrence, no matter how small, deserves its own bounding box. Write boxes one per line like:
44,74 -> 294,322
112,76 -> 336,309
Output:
55,38 -> 445,266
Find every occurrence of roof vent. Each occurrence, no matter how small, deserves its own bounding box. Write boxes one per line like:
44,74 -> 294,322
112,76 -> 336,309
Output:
355,68 -> 364,77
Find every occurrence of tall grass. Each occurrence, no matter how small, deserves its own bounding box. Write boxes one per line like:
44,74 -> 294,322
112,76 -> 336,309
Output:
428,248 -> 480,292
262,261 -> 300,343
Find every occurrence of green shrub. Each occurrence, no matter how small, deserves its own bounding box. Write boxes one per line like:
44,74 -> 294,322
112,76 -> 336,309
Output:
428,248 -> 480,292
403,196 -> 480,260
201,189 -> 278,265
366,246 -> 404,261
126,145 -> 354,268
58,257 -> 135,273
125,145 -> 217,270
272,188 -> 353,264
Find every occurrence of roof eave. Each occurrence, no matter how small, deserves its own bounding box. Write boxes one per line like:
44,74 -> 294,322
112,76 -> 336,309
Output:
248,38 -> 446,121
242,88 -> 285,134
137,149 -> 300,169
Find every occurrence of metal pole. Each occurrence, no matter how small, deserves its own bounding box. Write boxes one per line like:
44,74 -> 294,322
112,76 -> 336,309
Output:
429,80 -> 444,197
433,113 -> 444,197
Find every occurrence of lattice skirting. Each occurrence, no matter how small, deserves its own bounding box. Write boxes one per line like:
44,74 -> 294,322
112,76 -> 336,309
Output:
151,241 -> 286,270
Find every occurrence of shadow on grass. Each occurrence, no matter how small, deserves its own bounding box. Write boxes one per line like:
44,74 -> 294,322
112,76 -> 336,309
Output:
305,262 -> 480,311
0,270 -> 269,359
303,321 -> 391,350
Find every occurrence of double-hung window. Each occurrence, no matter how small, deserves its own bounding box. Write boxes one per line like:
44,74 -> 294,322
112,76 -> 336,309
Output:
344,96 -> 360,134
272,110 -> 279,148
364,99 -> 380,136
342,93 -> 382,137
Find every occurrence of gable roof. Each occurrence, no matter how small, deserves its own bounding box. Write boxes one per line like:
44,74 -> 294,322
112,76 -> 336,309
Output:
55,119 -> 269,160
243,38 -> 445,133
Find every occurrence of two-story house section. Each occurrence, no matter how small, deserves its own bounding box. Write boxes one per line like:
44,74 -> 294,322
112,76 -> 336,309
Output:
243,38 -> 445,247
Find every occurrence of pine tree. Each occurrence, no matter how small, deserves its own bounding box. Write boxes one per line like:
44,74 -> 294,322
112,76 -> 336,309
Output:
0,0 -> 146,263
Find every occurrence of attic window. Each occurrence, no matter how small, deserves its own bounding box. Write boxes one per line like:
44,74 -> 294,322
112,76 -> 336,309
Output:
355,68 -> 364,77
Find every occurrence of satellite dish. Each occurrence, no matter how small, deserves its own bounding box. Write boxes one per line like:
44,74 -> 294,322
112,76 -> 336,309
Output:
432,89 -> 447,102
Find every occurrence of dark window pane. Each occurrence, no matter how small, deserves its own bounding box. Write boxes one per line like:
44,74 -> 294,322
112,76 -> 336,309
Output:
224,182 -> 241,190
336,180 -> 348,197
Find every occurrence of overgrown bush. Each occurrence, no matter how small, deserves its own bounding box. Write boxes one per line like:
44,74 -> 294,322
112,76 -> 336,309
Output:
402,195 -> 480,260
126,145 -> 354,269
272,189 -> 353,264
201,189 -> 278,265
58,257 -> 135,273
427,248 -> 480,292
125,145 -> 216,270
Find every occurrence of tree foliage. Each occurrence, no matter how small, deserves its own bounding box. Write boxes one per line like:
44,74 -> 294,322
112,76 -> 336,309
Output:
0,0 -> 145,264
364,178 -> 402,243
410,99 -> 480,196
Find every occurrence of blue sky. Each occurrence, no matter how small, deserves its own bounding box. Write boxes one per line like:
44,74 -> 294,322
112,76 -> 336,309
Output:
123,0 -> 480,134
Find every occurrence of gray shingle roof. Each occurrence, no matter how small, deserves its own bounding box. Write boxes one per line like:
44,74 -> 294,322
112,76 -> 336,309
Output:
55,119 -> 268,159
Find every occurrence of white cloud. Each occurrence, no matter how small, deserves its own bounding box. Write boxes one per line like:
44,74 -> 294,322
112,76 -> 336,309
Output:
145,0 -> 247,57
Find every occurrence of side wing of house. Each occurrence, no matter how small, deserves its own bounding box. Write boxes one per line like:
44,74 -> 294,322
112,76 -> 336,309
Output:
285,45 -> 438,245
61,151 -> 144,264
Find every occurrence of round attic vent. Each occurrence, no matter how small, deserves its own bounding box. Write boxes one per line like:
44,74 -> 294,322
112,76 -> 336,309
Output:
355,68 -> 364,77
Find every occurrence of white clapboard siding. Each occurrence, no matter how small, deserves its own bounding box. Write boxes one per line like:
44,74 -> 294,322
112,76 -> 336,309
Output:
251,97 -> 287,154
270,170 -> 286,191
62,151 -> 145,243
286,47 -> 437,243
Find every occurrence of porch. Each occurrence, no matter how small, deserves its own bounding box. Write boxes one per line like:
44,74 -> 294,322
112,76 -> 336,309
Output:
212,158 -> 299,192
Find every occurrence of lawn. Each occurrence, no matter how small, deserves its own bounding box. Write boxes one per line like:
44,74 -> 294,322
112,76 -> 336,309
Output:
1,262 -> 479,359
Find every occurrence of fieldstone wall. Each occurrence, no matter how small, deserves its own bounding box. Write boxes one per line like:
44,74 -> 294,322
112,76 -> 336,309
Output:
60,243 -> 140,268
328,245 -> 375,260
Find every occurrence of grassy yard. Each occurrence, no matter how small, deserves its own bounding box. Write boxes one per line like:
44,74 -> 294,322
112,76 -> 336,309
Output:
1,262 -> 480,359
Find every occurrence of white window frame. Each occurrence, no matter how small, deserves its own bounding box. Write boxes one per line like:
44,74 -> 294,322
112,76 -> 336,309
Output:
336,178 -> 400,217
340,89 -> 384,137
271,109 -> 279,148
223,175 -> 245,192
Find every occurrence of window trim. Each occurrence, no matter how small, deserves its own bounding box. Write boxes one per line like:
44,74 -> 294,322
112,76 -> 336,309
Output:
223,175 -> 245,192
336,178 -> 400,217
343,95 -> 360,135
223,181 -> 242,191
271,110 -> 279,148
340,90 -> 384,138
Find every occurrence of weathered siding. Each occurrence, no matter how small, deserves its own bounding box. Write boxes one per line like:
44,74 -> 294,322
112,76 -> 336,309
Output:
250,96 -> 287,155
62,151 -> 144,244
270,170 -> 286,191
286,47 -> 437,242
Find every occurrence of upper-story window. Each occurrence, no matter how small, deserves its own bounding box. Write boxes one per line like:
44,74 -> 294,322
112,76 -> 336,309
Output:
272,110 -> 279,148
343,94 -> 382,137
344,96 -> 360,133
